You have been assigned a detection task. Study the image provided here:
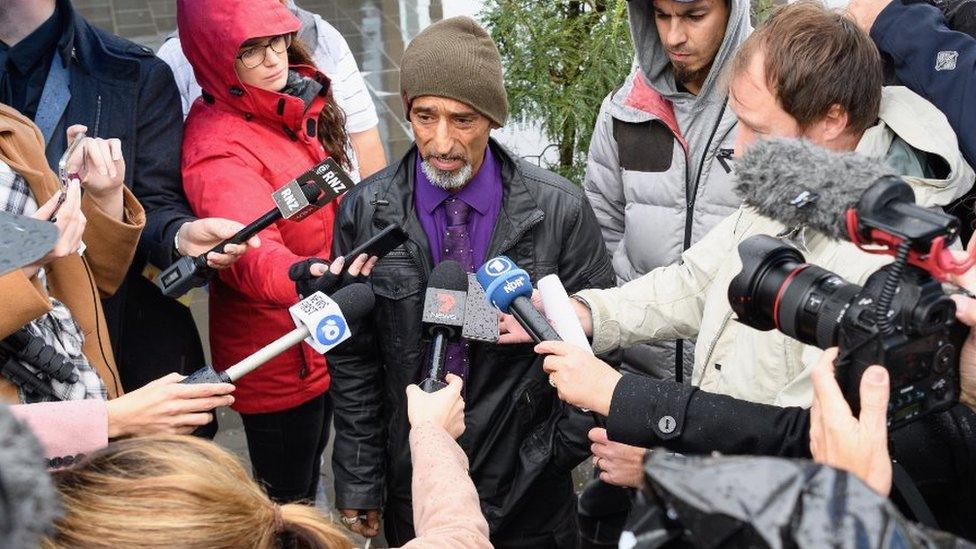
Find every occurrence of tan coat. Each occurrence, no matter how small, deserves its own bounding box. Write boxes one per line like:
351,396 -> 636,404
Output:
0,105 -> 145,402
577,87 -> 975,407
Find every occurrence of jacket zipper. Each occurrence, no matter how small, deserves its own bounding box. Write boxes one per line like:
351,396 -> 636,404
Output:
677,98 -> 729,383
697,310 -> 733,386
682,98 -> 729,251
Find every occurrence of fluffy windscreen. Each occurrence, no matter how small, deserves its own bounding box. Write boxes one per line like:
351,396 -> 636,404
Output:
734,138 -> 897,240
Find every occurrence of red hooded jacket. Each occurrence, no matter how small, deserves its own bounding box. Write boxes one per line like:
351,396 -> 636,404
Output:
178,0 -> 337,413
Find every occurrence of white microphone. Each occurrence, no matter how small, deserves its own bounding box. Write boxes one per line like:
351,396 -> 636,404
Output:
538,274 -> 593,354
182,283 -> 375,384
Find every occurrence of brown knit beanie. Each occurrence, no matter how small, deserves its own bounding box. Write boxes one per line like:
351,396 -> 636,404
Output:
400,16 -> 509,127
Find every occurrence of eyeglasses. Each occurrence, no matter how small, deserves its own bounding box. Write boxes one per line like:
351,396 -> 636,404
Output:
236,34 -> 292,69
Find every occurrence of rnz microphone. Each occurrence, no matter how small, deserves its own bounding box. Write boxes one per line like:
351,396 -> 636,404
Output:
419,261 -> 468,393
476,256 -> 561,343
155,158 -> 356,298
182,283 -> 375,385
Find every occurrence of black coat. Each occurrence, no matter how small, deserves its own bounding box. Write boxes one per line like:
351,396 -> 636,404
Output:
330,140 -> 615,548
607,373 -> 976,540
52,1 -> 201,391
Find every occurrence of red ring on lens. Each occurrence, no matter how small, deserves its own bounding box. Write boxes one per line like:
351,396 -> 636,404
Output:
772,264 -> 810,331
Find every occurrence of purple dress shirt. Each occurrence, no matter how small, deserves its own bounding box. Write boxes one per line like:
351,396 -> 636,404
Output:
415,148 -> 503,268
414,147 -> 503,381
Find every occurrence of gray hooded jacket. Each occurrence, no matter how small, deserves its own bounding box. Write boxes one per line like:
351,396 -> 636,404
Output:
584,0 -> 752,381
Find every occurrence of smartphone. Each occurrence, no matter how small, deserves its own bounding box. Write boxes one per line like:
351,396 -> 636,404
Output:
341,224 -> 408,261
51,133 -> 86,220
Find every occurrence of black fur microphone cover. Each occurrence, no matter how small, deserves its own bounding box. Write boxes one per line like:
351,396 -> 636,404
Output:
734,138 -> 898,240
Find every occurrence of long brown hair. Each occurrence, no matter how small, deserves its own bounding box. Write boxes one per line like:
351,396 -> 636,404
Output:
288,36 -> 352,169
44,435 -> 353,549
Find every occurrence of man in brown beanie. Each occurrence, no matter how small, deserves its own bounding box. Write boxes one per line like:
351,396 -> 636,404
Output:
325,16 -> 614,548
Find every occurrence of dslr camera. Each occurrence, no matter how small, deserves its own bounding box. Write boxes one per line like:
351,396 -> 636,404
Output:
729,177 -> 972,430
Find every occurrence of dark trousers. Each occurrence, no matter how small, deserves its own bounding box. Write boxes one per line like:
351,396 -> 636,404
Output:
240,392 -> 333,503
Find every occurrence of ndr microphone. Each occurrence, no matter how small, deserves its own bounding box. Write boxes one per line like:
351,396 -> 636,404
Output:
476,256 -> 561,343
419,261 -> 469,393
155,157 -> 357,298
181,283 -> 375,385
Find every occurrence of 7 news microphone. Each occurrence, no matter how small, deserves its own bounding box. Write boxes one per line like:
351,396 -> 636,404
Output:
155,158 -> 356,298
418,261 -> 469,393
181,283 -> 375,385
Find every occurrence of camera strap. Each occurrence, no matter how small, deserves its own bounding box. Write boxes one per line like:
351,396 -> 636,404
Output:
891,461 -> 938,528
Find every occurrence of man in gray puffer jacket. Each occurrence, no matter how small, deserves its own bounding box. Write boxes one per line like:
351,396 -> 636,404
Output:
585,0 -> 751,382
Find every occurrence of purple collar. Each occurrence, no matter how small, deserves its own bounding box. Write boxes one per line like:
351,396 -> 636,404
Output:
415,147 -> 499,215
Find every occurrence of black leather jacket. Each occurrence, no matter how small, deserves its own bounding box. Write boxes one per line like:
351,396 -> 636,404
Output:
329,140 -> 614,547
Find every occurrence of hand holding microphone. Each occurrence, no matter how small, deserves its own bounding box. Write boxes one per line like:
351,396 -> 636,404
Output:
105,372 -> 235,438
407,373 -> 466,439
535,340 -> 621,416
156,157 -> 356,297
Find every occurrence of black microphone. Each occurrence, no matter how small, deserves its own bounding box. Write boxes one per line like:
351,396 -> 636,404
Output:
733,138 -> 900,240
155,158 -> 356,298
419,261 -> 469,393
476,256 -> 561,343
181,283 -> 375,385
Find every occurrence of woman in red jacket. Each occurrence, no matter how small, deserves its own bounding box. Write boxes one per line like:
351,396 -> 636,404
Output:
177,0 -> 366,502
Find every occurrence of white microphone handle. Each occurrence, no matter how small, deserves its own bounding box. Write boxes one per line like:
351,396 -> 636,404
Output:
538,274 -> 593,355
223,325 -> 310,382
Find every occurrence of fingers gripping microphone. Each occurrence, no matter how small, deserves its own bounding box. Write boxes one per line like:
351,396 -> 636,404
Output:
476,256 -> 561,343
419,261 -> 468,393
156,158 -> 356,298
182,283 -> 375,385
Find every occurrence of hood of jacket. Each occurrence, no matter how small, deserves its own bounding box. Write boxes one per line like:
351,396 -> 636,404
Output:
627,0 -> 752,110
177,0 -> 323,128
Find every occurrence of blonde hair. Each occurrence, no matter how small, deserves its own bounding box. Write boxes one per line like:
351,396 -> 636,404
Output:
43,435 -> 353,549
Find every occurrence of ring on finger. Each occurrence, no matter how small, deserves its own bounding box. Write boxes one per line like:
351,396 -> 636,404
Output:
595,456 -> 603,470
340,515 -> 361,529
548,375 -> 557,388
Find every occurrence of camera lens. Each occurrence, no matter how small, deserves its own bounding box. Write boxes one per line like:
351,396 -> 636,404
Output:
729,235 -> 861,348
729,235 -> 806,332
774,268 -> 861,348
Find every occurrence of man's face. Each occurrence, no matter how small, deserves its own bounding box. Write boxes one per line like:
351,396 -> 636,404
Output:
652,0 -> 730,93
729,51 -> 805,157
410,96 -> 492,190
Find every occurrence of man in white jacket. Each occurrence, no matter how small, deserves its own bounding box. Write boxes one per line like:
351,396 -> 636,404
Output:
503,1 -> 975,490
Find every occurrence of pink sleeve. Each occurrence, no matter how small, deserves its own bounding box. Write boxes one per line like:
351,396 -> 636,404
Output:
9,400 -> 108,467
401,422 -> 492,549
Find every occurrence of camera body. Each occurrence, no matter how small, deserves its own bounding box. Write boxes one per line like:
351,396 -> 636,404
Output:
729,177 -> 968,430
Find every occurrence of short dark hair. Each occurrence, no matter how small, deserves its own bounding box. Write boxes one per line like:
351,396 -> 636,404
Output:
730,1 -> 883,134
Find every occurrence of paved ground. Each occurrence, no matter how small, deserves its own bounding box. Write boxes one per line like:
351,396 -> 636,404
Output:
69,1 -> 581,546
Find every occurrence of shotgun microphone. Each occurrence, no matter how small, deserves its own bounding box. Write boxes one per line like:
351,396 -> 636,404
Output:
181,283 -> 375,384
419,261 -> 469,393
156,158 -> 356,298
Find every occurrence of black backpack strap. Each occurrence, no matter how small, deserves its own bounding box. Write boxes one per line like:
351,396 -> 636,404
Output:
892,460 -> 939,529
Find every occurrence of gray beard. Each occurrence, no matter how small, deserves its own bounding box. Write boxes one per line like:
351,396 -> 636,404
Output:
421,158 -> 473,191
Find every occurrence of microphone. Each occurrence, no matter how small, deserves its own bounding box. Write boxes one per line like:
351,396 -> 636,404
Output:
537,274 -> 593,354
476,256 -> 561,343
181,283 -> 375,385
734,138 -> 898,240
155,158 -> 356,298
0,210 -> 59,277
419,261 -> 468,393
